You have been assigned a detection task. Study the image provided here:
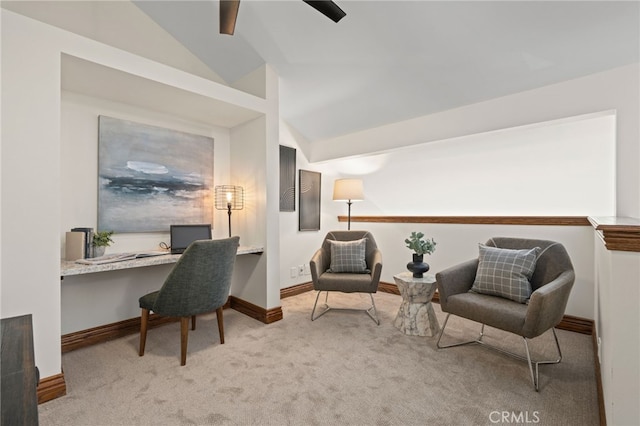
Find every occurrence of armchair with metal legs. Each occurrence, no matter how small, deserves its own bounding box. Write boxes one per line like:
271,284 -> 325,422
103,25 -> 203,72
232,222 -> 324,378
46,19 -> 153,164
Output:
435,237 -> 574,391
309,231 -> 383,324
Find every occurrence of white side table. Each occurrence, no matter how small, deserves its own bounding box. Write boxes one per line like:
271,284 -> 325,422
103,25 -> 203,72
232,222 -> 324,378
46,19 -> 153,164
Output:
393,272 -> 440,337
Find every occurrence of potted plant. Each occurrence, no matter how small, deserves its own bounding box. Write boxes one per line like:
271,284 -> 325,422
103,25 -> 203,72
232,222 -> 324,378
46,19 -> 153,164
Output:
92,231 -> 114,257
404,231 -> 436,278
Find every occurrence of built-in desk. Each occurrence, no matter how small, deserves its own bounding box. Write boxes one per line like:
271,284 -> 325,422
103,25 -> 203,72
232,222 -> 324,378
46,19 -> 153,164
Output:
59,245 -> 265,339
60,245 -> 264,277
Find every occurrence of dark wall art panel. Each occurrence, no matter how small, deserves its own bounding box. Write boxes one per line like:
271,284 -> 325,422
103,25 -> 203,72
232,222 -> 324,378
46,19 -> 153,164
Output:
279,145 -> 296,212
299,170 -> 321,231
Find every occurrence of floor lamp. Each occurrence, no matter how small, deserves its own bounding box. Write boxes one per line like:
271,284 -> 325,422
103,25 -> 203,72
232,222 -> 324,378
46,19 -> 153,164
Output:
215,185 -> 244,237
333,179 -> 364,230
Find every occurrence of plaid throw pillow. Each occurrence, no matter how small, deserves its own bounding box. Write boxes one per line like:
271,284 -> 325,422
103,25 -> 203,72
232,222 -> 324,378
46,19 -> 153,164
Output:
329,238 -> 368,273
470,244 -> 540,303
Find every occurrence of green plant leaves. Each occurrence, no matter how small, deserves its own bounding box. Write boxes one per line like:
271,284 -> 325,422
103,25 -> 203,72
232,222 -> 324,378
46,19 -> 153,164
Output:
405,231 -> 436,255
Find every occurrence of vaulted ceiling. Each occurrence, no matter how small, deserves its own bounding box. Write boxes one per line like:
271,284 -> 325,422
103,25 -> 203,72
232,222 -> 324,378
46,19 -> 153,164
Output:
134,1 -> 639,143
4,1 -> 639,145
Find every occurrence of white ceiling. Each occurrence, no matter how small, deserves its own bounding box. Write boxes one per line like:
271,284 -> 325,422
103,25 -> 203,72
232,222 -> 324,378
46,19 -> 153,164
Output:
133,1 -> 639,144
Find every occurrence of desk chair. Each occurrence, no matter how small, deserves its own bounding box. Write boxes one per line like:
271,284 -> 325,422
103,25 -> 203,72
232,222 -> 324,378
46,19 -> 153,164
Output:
138,236 -> 239,366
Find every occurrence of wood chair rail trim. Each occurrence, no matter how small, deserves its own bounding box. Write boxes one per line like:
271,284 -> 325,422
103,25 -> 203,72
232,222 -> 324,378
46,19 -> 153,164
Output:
338,215 -> 591,226
339,215 -> 639,252
589,216 -> 640,252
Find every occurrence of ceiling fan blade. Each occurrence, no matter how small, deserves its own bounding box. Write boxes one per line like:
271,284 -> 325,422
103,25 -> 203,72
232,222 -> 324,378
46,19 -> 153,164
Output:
302,0 -> 346,23
220,0 -> 240,35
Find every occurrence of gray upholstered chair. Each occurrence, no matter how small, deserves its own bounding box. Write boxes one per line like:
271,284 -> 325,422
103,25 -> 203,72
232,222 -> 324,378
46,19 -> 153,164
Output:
138,236 -> 239,366
309,230 -> 383,324
436,237 -> 575,391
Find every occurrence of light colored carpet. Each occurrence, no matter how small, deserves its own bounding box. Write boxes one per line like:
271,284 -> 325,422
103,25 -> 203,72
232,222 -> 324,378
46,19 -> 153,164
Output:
39,291 -> 599,425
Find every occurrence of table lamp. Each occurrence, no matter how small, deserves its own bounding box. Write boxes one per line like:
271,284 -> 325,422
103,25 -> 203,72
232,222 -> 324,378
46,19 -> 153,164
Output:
215,185 -> 244,237
333,178 -> 364,230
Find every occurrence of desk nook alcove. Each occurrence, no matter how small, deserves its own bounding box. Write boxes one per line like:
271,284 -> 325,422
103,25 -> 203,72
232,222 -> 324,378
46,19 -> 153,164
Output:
50,48 -> 280,401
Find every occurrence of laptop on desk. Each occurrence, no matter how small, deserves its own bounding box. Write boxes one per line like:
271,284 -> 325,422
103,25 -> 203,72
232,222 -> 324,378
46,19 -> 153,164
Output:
170,224 -> 212,254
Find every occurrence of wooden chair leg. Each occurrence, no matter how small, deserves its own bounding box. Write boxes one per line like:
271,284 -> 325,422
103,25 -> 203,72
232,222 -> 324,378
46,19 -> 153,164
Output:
216,307 -> 225,344
139,308 -> 149,356
191,315 -> 196,331
180,317 -> 189,366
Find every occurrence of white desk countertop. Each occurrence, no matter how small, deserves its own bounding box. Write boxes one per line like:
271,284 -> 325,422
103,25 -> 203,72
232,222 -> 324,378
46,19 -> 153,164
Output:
60,245 -> 264,277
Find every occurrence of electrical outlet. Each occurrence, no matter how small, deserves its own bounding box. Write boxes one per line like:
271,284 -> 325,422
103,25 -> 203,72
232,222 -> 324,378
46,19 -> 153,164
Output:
304,264 -> 310,275
290,267 -> 297,278
298,265 -> 305,275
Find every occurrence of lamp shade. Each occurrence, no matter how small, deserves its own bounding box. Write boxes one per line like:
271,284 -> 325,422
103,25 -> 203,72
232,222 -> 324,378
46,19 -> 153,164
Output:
333,179 -> 364,202
215,185 -> 244,210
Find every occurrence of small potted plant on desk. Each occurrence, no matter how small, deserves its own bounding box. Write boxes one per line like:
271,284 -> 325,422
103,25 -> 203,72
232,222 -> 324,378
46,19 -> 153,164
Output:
92,231 -> 114,258
405,231 -> 436,278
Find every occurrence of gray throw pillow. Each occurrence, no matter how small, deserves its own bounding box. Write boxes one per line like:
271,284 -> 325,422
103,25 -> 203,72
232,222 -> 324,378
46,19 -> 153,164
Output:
329,238 -> 368,273
470,244 -> 540,303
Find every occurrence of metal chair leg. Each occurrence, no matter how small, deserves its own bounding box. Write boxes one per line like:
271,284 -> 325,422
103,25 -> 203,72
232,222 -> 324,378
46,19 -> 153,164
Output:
523,328 -> 563,391
436,314 -> 484,349
365,293 -> 380,325
437,314 -> 563,391
311,291 -> 331,321
311,291 -> 380,324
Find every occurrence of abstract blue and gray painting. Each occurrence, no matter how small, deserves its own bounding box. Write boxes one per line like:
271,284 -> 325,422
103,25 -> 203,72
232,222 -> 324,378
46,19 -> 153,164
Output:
98,116 -> 214,233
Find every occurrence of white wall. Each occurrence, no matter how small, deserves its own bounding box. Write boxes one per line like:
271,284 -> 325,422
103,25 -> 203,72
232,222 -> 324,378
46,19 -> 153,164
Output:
61,92 -> 233,253
310,64 -> 639,218
228,116 -> 271,308
1,10 -> 270,380
229,65 -> 281,310
348,111 -> 615,216
278,121 -> 342,289
594,235 -> 640,424
61,265 -> 174,334
58,92 -> 233,333
280,112 -> 614,320
2,10 -> 64,379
